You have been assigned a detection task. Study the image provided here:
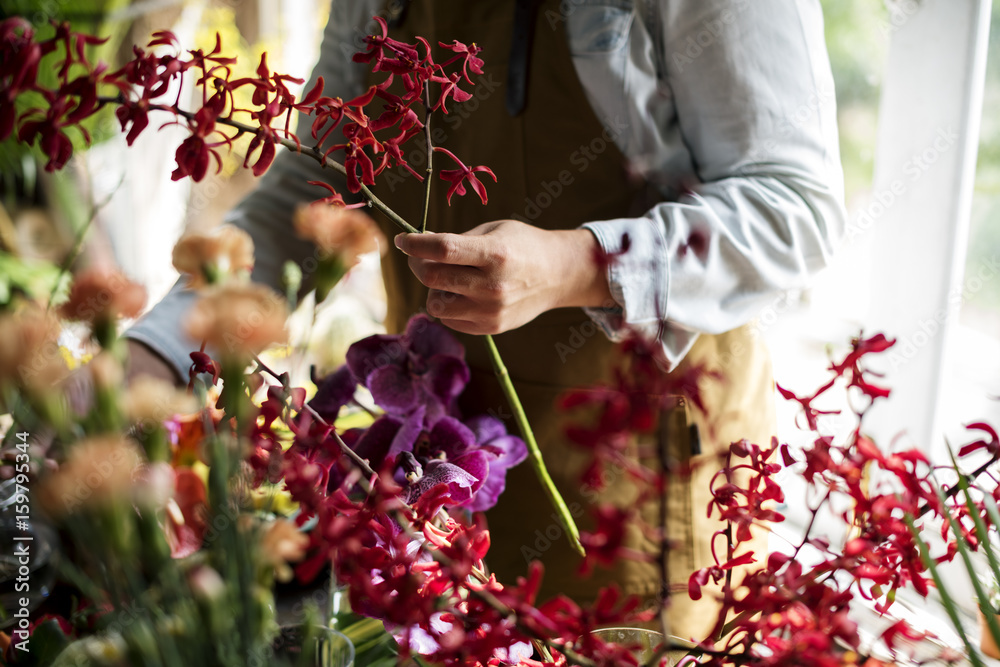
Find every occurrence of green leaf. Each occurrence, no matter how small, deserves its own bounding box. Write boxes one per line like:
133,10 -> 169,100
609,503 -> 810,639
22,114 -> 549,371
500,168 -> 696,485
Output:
904,512 -> 986,667
0,251 -> 64,305
21,618 -> 71,666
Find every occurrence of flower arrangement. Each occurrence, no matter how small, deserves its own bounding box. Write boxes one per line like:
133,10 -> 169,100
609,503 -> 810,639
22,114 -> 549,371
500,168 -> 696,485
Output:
1,11 -> 1000,667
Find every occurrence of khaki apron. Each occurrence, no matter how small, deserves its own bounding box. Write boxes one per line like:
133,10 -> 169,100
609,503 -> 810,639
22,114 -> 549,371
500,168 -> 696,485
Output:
361,0 -> 775,642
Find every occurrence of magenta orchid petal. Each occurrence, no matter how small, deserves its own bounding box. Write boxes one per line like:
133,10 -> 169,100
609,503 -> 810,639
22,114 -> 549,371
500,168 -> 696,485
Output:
407,460 -> 478,505
387,407 -> 426,459
451,450 -> 490,497
405,314 -> 465,360
368,364 -> 419,413
308,365 -> 356,421
425,355 -> 471,409
428,416 -> 478,458
345,333 -> 406,383
464,414 -> 507,446
483,434 -> 528,469
467,467 -> 506,512
465,415 -> 528,469
352,415 -> 400,469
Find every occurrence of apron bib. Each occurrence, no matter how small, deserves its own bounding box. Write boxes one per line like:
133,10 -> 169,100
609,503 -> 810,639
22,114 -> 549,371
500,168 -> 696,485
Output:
360,0 -> 775,641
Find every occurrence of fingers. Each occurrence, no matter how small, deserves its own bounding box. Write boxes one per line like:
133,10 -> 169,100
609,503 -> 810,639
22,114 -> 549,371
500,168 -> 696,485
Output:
395,232 -> 501,268
427,289 -> 499,335
407,256 -> 484,294
426,289 -> 472,320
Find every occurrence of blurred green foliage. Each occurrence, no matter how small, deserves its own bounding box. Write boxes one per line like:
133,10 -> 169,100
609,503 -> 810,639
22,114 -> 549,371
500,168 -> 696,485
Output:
820,0 -> 890,202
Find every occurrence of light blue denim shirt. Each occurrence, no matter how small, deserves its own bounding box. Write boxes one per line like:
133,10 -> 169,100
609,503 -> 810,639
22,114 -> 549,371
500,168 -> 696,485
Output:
128,0 -> 846,376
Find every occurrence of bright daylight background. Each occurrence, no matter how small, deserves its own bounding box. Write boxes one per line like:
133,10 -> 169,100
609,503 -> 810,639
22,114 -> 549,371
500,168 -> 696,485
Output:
1,0 -> 998,657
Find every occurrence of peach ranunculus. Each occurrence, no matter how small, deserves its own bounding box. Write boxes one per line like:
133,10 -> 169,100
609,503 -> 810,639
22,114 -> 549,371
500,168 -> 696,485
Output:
172,225 -> 255,287
58,267 -> 147,325
185,282 -> 288,359
293,203 -> 385,301
293,202 -> 384,264
122,375 -> 198,424
258,518 -> 309,582
39,436 -> 144,518
0,303 -> 67,395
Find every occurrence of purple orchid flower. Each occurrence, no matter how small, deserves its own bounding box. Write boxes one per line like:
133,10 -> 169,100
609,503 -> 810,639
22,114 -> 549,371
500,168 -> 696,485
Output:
343,412 -> 525,511
397,415 -> 525,511
463,415 -> 528,512
308,365 -> 356,421
306,315 -> 525,511
345,314 -> 469,423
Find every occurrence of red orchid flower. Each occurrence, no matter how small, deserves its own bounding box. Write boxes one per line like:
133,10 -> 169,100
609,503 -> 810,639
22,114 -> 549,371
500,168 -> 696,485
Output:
372,88 -> 423,132
957,421 -> 999,457
439,40 -> 485,84
311,86 -> 377,147
307,180 -> 369,208
339,138 -> 377,192
353,16 -> 420,72
375,127 -> 424,180
434,147 -> 496,205
431,71 -> 473,113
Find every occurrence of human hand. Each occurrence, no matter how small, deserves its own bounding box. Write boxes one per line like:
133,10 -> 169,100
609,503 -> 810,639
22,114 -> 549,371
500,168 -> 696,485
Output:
394,220 -> 611,335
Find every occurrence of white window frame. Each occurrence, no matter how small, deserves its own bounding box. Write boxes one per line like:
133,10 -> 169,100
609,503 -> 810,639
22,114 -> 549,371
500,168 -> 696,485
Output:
864,0 -> 993,455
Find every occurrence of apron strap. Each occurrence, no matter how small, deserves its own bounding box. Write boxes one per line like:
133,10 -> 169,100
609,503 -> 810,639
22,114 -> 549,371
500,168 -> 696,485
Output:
505,0 -> 539,116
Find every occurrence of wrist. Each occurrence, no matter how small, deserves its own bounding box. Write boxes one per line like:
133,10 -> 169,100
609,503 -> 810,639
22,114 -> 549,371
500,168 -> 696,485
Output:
552,228 -> 612,309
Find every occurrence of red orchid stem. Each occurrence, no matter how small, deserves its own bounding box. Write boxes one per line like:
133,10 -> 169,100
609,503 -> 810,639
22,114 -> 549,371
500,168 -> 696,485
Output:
484,334 -> 585,557
421,80 -> 433,233
251,354 -> 378,480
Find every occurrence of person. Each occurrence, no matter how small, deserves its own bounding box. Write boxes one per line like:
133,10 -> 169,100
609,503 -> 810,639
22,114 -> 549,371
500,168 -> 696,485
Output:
126,0 -> 846,641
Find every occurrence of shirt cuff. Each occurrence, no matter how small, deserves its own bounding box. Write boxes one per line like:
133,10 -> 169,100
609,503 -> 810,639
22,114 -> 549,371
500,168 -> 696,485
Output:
581,216 -> 669,334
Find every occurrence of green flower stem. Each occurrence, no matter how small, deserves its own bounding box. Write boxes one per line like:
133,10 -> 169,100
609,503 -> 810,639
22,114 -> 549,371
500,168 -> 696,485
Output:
904,513 -> 986,667
484,333 -> 584,557
941,462 -> 1000,655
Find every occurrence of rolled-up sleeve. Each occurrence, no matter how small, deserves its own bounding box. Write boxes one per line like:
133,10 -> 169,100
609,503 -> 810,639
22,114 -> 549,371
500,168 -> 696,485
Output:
126,1 -> 378,378
584,0 -> 846,367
